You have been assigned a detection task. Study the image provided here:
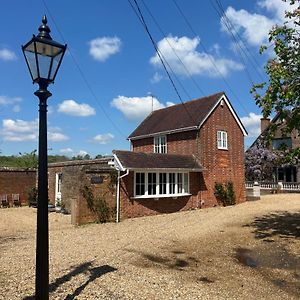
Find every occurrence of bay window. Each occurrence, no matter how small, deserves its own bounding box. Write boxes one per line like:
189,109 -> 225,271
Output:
134,171 -> 189,197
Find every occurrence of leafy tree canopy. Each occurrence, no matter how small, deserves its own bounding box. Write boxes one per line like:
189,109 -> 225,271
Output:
251,0 -> 300,141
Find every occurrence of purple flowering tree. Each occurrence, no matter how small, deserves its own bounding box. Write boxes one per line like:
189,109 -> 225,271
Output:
245,140 -> 279,181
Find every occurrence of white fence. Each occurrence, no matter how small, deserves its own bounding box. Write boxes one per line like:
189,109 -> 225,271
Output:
246,181 -> 300,191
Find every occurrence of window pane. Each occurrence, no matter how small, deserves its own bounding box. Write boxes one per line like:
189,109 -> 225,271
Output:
159,173 -> 167,194
217,131 -> 227,149
169,173 -> 175,194
183,173 -> 188,193
178,173 -> 183,193
272,138 -> 292,150
154,135 -> 166,153
136,172 -> 145,196
148,173 -> 157,195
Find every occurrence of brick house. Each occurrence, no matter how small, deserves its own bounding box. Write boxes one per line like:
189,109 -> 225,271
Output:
248,114 -> 300,182
112,92 -> 247,220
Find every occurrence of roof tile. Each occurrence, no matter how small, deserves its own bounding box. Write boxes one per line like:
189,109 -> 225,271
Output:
128,92 -> 224,139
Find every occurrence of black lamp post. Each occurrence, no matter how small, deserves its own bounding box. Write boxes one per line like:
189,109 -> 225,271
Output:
22,16 -> 66,299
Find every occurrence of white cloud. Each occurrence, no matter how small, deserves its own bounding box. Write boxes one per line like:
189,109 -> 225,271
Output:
0,48 -> 17,61
221,7 -> 274,46
241,112 -> 262,137
150,72 -> 163,83
60,148 -> 74,154
3,119 -> 38,134
89,37 -> 121,62
150,35 -> 243,77
111,95 -> 170,121
58,100 -> 96,117
92,133 -> 114,144
221,1 -> 297,47
1,118 -> 69,142
78,150 -> 88,157
0,95 -> 22,106
48,132 -> 69,142
258,0 -> 292,22
166,101 -> 175,107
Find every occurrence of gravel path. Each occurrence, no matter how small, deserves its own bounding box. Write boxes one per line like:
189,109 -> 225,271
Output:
0,194 -> 300,299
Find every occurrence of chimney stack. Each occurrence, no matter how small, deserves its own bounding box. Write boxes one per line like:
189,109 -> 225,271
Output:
260,117 -> 270,133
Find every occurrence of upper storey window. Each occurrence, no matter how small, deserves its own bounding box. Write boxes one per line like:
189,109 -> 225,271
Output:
272,138 -> 292,150
217,131 -> 228,150
154,135 -> 167,153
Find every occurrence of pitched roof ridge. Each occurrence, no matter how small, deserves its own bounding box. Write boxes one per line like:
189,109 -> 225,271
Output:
151,91 -> 224,113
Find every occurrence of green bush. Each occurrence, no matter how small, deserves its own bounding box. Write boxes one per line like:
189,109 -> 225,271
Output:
81,185 -> 110,223
214,181 -> 236,206
94,196 -> 110,223
27,187 -> 37,207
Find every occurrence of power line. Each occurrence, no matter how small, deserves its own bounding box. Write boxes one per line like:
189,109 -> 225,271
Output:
172,0 -> 250,115
128,0 -> 198,124
140,0 -> 206,97
214,0 -> 265,81
41,0 -> 127,138
128,0 -> 195,102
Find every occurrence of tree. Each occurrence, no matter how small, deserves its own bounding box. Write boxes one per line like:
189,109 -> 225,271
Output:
16,150 -> 38,169
245,140 -> 279,181
251,1 -> 300,144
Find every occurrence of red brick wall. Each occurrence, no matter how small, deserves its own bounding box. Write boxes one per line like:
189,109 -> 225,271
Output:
132,131 -> 198,155
0,169 -> 36,205
132,137 -> 153,153
199,101 -> 246,206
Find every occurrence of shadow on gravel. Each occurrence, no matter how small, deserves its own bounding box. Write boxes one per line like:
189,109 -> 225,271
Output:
244,211 -> 300,240
125,248 -> 199,271
64,264 -> 117,300
23,262 -> 117,300
240,211 -> 300,298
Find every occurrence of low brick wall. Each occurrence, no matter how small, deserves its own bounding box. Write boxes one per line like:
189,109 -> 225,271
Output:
48,158 -> 116,225
0,168 -> 36,205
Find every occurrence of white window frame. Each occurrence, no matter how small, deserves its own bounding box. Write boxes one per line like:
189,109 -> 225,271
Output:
154,135 -> 167,153
133,171 -> 190,198
217,130 -> 228,150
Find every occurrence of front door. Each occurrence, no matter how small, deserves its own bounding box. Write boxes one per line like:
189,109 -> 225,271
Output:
55,173 -> 62,206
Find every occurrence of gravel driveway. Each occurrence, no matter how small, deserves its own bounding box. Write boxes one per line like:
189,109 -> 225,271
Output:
0,194 -> 299,299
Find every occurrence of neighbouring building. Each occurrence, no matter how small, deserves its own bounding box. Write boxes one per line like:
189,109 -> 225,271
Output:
112,91 -> 247,220
248,113 -> 300,182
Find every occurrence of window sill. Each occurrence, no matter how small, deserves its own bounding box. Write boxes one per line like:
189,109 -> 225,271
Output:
217,147 -> 228,150
131,193 -> 191,200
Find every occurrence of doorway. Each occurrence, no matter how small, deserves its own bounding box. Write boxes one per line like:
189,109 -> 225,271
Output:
55,173 -> 62,206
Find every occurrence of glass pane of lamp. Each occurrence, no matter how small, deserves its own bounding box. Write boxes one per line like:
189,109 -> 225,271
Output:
24,50 -> 38,81
49,51 -> 63,80
37,53 -> 52,79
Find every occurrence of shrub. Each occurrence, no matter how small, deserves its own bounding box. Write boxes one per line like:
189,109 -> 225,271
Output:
27,187 -> 37,207
214,181 -> 236,206
94,196 -> 110,223
81,185 -> 111,223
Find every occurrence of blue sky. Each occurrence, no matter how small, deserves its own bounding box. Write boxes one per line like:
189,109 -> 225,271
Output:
0,0 -> 294,157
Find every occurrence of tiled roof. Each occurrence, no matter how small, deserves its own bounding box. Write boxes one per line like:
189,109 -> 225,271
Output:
128,92 -> 224,139
113,150 -> 203,171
